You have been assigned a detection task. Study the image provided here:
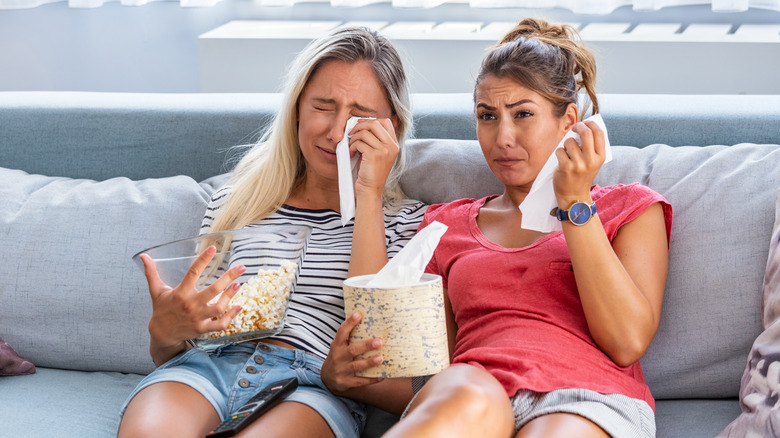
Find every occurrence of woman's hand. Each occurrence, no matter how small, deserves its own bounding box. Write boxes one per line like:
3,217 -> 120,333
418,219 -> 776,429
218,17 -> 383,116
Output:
141,246 -> 245,365
553,120 -> 606,207
349,118 -> 399,200
321,311 -> 385,396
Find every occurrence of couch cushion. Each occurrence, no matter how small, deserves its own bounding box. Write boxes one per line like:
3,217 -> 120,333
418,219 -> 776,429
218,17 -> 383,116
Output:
401,140 -> 780,400
0,167 -> 219,375
655,398 -> 741,438
0,367 -> 144,437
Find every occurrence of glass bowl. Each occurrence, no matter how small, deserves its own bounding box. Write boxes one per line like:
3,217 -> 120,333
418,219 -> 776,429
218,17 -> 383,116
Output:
132,224 -> 311,345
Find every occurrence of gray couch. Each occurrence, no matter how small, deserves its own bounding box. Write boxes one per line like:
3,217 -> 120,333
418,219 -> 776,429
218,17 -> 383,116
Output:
2,91 -> 780,437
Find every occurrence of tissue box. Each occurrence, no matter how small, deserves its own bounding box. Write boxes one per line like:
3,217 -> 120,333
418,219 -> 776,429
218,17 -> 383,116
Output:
343,273 -> 449,378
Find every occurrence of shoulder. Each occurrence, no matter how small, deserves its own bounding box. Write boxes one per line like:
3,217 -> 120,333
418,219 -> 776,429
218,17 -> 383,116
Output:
593,183 -> 669,211
208,185 -> 233,208
421,198 -> 482,228
200,185 -> 235,234
385,198 -> 428,218
593,184 -> 673,238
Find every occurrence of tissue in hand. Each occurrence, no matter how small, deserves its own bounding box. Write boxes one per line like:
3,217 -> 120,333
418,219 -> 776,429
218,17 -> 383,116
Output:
336,117 -> 374,227
519,113 -> 612,233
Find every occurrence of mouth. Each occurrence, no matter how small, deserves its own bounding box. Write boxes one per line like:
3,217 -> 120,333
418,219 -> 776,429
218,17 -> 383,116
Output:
494,157 -> 524,167
318,146 -> 337,160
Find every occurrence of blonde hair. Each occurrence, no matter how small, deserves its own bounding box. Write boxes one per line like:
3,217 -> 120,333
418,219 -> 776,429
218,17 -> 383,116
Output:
209,26 -> 412,233
475,18 -> 599,120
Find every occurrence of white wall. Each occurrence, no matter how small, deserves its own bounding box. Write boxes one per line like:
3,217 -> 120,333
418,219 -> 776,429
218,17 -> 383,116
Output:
198,20 -> 780,94
1,2 -> 779,93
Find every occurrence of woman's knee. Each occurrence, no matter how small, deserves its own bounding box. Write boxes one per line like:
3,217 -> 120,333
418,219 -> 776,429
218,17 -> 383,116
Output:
418,365 -> 511,420
118,382 -> 219,438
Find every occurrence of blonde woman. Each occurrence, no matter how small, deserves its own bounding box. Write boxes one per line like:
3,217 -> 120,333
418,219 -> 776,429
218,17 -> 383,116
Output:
385,18 -> 673,438
118,26 -> 426,438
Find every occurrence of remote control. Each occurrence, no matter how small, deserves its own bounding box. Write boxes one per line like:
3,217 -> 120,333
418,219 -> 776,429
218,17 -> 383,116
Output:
206,377 -> 298,437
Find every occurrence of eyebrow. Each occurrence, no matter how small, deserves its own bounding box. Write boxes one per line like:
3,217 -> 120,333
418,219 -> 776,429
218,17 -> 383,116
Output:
476,99 -> 535,111
313,98 -> 377,114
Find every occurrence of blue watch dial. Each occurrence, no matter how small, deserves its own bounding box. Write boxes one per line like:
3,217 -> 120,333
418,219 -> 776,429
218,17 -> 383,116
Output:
568,202 -> 593,226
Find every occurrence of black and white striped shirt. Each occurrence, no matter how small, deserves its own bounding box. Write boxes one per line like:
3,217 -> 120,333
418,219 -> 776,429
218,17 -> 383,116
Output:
201,186 -> 428,360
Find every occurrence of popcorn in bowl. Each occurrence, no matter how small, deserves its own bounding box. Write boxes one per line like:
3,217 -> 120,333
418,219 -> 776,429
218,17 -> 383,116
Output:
131,224 -> 311,346
203,260 -> 297,340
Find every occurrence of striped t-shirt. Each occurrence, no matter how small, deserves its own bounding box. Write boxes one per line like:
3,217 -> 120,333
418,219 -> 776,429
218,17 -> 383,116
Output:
201,186 -> 428,360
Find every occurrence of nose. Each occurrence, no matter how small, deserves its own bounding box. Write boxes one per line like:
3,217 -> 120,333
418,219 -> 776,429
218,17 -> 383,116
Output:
496,118 -> 515,149
326,117 -> 348,144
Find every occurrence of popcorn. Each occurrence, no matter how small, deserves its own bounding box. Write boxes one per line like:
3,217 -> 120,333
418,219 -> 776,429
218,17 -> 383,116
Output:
203,260 -> 297,340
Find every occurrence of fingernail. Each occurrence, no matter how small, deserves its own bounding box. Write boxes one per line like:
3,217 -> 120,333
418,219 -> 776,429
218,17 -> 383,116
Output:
352,311 -> 361,320
374,355 -> 383,364
237,265 -> 246,274
372,339 -> 382,349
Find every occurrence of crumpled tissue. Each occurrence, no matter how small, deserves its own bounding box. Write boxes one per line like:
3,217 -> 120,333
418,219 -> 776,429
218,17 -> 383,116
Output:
519,113 -> 612,233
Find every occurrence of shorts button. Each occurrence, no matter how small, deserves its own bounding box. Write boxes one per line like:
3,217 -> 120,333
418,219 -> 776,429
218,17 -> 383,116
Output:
254,356 -> 265,365
246,366 -> 258,374
238,379 -> 250,388
258,344 -> 271,352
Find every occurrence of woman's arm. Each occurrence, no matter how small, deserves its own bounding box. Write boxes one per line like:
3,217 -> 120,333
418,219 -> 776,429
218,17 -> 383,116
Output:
348,118 -> 400,277
562,204 -> 668,367
554,121 -> 669,367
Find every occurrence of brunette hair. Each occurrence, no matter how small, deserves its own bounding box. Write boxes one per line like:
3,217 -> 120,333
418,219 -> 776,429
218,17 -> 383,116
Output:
475,17 -> 599,119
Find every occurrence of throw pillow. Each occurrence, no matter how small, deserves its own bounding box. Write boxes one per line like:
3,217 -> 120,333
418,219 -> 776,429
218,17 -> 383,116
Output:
0,337 -> 35,376
718,188 -> 780,436
0,167 -> 217,375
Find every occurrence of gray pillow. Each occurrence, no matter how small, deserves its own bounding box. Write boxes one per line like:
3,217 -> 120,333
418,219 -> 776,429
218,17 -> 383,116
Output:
0,167 -> 219,375
718,189 -> 780,436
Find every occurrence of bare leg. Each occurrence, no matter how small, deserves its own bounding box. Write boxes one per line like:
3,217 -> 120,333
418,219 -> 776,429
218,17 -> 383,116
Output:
118,382 -> 221,438
119,383 -> 340,438
235,401 -> 336,438
383,364 -> 514,438
515,413 -> 610,438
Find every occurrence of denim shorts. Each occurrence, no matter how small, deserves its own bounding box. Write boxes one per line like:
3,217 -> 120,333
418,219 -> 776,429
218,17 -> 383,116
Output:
120,342 -> 366,438
511,388 -> 655,438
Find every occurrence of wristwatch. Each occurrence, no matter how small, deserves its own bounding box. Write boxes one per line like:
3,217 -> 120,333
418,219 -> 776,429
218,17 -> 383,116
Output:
552,201 -> 597,226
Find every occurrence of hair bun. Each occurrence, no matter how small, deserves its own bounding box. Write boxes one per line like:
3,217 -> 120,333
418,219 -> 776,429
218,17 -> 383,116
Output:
499,17 -> 575,45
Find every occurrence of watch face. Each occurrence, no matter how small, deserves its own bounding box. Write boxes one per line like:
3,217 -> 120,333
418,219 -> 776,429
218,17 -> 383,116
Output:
569,202 -> 592,226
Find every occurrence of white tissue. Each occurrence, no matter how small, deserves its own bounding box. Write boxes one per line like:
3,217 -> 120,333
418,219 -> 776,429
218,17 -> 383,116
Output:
336,117 -> 365,226
366,221 -> 448,288
519,113 -> 612,233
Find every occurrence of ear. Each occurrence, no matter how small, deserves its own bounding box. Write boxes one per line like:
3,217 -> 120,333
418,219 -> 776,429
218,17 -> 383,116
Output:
561,103 -> 578,133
